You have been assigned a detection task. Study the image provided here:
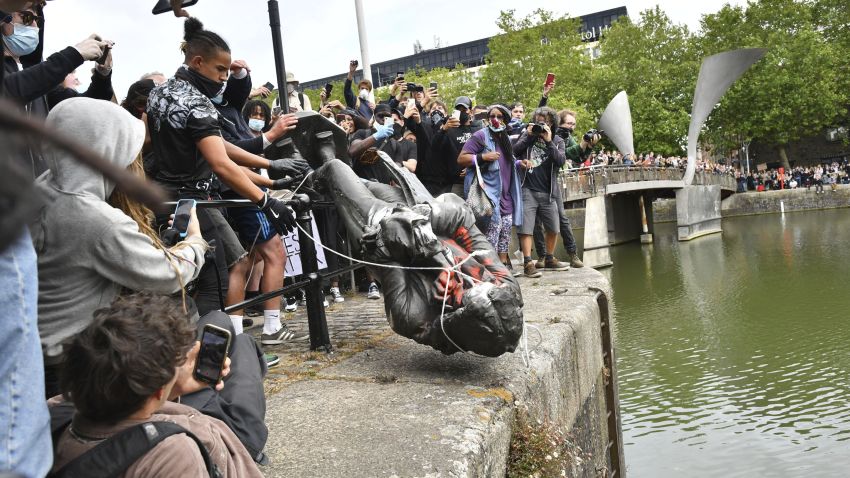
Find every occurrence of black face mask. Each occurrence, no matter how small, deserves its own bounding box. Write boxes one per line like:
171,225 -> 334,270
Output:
459,111 -> 470,125
556,127 -> 572,139
176,66 -> 226,99
430,110 -> 445,126
393,123 -> 404,139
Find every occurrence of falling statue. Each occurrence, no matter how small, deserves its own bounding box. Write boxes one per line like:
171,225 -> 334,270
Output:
274,111 -> 524,357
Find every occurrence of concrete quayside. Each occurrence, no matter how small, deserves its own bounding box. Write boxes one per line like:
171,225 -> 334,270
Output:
259,267 -> 624,477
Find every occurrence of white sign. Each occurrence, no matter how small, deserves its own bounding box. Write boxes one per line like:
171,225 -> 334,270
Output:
281,212 -> 327,277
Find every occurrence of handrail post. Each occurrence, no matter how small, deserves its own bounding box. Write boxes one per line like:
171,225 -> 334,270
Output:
290,194 -> 332,352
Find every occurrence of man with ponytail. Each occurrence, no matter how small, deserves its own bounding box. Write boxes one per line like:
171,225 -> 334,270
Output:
147,18 -> 306,332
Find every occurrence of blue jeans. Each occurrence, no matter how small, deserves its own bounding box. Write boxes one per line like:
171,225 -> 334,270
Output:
0,229 -> 52,477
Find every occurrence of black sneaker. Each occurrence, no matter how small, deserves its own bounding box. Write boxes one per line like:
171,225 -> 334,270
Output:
261,324 -> 308,345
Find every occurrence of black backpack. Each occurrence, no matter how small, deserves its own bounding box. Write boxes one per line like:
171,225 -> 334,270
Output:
48,403 -> 222,478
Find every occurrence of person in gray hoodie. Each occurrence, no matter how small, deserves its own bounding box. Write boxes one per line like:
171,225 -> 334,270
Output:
31,97 -> 208,398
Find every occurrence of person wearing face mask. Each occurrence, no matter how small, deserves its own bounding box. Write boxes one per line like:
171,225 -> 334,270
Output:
458,104 -> 523,268
2,4 -> 114,175
529,108 -> 597,270
344,59 -> 374,121
1,5 -> 114,109
414,96 -> 480,196
285,70 -> 312,112
146,18 -> 306,328
207,60 -> 298,346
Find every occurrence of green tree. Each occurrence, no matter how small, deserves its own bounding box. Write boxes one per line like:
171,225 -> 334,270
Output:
477,9 -> 590,117
589,7 -> 699,156
699,0 -> 848,167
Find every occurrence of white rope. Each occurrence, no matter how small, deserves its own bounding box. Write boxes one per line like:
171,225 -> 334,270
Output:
288,172 -> 535,364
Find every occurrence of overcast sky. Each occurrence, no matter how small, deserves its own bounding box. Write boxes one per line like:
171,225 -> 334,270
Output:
40,0 -> 745,97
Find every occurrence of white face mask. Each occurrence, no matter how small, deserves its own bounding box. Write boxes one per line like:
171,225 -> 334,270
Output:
359,88 -> 370,100
248,118 -> 265,132
287,83 -> 296,94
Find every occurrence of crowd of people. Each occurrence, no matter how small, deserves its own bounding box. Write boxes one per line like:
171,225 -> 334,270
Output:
0,2 -> 605,476
735,162 -> 850,193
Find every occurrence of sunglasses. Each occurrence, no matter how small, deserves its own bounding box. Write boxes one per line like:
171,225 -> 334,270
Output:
17,11 -> 40,25
489,114 -> 504,120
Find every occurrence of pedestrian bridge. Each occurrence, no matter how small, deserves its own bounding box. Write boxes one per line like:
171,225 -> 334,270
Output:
557,166 -> 735,269
560,166 -> 737,202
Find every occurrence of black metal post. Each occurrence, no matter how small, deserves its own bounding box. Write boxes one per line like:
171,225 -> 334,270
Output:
267,0 -> 289,114
291,195 -> 332,352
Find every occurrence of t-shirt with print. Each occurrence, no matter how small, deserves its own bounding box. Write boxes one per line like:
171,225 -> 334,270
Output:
522,138 -> 554,194
461,129 -> 514,216
146,77 -> 222,189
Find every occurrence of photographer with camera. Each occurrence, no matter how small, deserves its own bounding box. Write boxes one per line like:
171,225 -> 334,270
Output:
531,109 -> 599,270
344,59 -> 374,120
513,106 -> 569,277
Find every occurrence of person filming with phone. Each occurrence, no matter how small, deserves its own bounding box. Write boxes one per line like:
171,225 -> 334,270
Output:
49,292 -> 266,477
344,58 -> 374,120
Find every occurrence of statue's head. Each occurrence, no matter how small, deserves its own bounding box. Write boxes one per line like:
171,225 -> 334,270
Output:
440,282 -> 523,357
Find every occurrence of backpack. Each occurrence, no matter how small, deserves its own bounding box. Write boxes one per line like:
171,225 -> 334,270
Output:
48,402 -> 222,478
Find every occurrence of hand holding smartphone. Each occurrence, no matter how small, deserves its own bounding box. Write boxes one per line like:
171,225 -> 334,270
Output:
194,324 -> 232,385
451,110 -> 462,121
407,98 -> 416,109
263,81 -> 275,91
544,73 -> 556,88
171,199 -> 196,239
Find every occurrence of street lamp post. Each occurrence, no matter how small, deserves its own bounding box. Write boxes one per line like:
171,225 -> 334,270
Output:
353,0 -> 372,86
267,0 -> 289,114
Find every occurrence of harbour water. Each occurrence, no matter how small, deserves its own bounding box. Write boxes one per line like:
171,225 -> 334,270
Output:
605,209 -> 850,477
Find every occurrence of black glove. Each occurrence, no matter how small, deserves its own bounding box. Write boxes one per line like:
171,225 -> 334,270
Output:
257,192 -> 296,235
268,157 -> 311,178
270,177 -> 297,190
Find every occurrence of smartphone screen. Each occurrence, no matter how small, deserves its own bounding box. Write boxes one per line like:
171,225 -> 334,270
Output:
194,325 -> 231,385
171,199 -> 195,238
545,72 -> 556,87
451,110 -> 462,121
430,82 -> 438,90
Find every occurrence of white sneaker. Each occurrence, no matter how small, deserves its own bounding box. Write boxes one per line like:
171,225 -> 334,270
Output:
323,299 -> 329,308
330,286 -> 345,303
284,296 -> 297,312
367,282 -> 381,300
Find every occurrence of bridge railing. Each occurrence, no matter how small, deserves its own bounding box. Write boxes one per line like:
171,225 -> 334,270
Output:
559,166 -> 736,201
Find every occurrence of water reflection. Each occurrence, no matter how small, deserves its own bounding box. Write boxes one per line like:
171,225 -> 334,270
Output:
612,210 -> 850,477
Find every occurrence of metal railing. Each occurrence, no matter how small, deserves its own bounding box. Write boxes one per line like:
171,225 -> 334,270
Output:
560,165 -> 737,201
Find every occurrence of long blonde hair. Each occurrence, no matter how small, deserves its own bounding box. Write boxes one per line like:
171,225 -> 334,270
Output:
108,153 -> 194,311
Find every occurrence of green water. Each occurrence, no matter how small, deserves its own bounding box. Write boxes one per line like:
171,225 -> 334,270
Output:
603,209 -> 850,477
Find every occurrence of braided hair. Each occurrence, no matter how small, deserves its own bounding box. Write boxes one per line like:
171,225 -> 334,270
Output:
180,17 -> 230,60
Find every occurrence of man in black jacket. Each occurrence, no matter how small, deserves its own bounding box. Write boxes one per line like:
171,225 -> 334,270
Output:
414,96 -> 479,196
2,4 -> 113,175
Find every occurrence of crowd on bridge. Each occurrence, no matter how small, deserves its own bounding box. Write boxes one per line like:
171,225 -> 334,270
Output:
0,2 -> 608,477
566,148 -> 737,176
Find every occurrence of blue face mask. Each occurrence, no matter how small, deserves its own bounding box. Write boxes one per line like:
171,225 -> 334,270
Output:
211,94 -> 224,105
248,118 -> 265,132
4,24 -> 39,57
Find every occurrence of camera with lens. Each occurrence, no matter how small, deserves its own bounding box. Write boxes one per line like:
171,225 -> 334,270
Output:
583,128 -> 604,142
531,122 -> 547,135
406,83 -> 424,93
